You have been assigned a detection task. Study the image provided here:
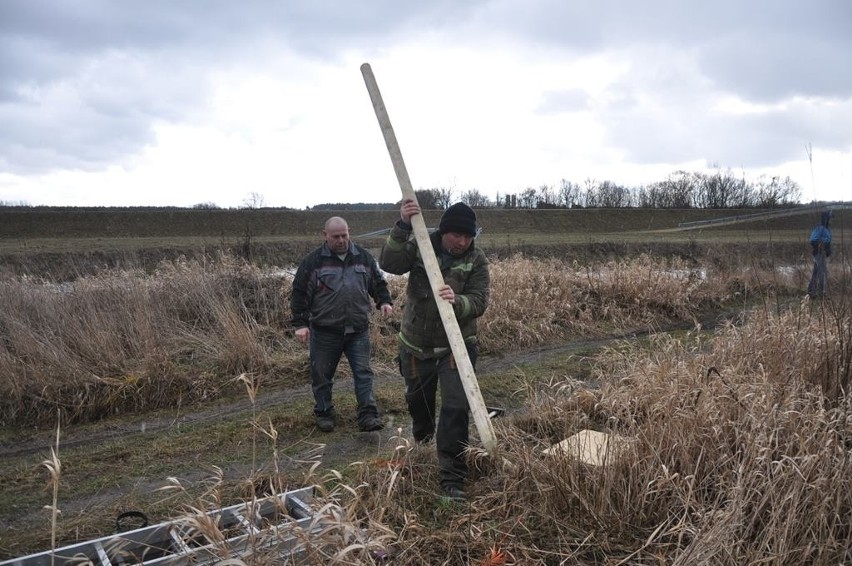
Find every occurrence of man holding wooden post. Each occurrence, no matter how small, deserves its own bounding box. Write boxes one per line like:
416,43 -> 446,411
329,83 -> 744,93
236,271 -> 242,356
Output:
380,200 -> 491,501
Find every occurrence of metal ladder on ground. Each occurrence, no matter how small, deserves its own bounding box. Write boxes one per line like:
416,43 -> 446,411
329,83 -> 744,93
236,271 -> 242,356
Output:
1,486 -> 321,565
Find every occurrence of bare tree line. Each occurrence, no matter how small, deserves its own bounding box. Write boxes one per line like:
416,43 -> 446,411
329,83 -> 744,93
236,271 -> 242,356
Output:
416,168 -> 803,210
6,168 -> 792,211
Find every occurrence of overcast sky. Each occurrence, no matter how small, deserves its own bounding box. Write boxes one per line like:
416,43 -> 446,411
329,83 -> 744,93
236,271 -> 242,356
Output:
1,0 -> 849,209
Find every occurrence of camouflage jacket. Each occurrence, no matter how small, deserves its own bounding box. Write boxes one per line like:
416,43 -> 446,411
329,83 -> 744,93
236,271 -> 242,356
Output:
380,221 -> 490,358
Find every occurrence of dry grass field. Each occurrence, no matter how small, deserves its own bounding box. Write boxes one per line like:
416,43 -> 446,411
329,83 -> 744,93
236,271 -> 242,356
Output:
0,205 -> 849,564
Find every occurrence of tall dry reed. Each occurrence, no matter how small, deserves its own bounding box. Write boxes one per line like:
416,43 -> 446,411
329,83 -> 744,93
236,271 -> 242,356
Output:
0,252 -> 812,428
0,254 -> 294,426
333,298 -> 852,564
13,252 -> 847,564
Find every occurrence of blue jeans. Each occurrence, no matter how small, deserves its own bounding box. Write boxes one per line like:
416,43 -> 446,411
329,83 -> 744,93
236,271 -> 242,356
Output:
398,344 -> 477,489
808,252 -> 829,297
310,327 -> 379,420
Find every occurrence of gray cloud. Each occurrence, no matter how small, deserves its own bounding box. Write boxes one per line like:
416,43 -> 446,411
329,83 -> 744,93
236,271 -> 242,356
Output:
604,92 -> 852,169
477,0 -> 852,102
536,89 -> 590,114
1,0 -> 849,187
0,0 -> 472,174
490,0 -> 852,173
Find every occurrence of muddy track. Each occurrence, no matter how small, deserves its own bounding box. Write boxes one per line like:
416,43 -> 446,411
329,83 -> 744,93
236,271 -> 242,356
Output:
1,308 -> 757,560
0,309 -> 741,461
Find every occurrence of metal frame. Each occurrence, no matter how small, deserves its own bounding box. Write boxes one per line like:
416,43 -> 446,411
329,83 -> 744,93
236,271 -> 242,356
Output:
2,486 -> 321,565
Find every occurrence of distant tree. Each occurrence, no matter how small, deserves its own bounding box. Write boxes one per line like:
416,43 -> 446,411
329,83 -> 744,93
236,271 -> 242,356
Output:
461,188 -> 491,208
637,180 -> 688,208
659,171 -> 695,208
636,184 -> 660,208
502,193 -> 519,208
536,184 -> 557,208
693,167 -> 749,208
241,192 -> 266,209
310,202 -> 396,211
581,179 -> 599,207
415,189 -> 440,209
192,202 -> 219,209
580,179 -> 630,208
752,175 -> 802,207
596,180 -> 633,207
435,187 -> 454,209
557,179 -> 581,208
518,187 -> 537,208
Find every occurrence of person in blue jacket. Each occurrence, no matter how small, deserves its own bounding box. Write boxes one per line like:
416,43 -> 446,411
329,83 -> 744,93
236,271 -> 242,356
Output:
807,210 -> 833,298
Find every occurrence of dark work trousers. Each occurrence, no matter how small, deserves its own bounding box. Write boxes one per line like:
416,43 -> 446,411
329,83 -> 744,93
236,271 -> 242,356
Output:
399,343 -> 477,489
309,327 -> 379,422
808,251 -> 829,297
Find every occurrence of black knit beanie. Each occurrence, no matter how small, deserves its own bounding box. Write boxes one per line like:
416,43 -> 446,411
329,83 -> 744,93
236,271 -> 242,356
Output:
439,202 -> 477,236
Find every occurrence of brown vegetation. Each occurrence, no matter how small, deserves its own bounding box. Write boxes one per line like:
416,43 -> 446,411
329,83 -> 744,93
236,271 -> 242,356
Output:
1,206 -> 849,563
335,298 -> 851,564
0,253 -> 805,428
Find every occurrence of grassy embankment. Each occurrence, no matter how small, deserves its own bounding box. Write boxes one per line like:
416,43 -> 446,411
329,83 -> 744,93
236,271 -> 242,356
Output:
0,206 -> 831,279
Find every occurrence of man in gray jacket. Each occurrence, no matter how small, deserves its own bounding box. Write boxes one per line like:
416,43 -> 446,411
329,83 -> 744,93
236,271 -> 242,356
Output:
291,216 -> 393,432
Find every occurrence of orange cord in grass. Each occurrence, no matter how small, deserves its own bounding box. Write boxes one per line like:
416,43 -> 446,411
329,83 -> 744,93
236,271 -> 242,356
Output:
480,545 -> 507,566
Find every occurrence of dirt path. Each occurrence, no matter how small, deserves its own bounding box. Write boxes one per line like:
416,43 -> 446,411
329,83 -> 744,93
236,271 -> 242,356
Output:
1,307 -> 751,559
0,340 -> 598,460
1,311 -> 731,461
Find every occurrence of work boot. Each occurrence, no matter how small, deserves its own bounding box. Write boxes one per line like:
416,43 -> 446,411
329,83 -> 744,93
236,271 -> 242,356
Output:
415,433 -> 434,445
357,406 -> 384,432
315,413 -> 336,433
442,484 -> 467,502
358,414 -> 384,432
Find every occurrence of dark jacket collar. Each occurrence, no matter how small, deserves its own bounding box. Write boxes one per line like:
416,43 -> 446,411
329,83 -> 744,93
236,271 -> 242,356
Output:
321,241 -> 359,257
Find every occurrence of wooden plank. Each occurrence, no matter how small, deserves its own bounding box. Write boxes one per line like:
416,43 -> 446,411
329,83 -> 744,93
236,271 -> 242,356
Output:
542,429 -> 633,466
360,62 -> 497,453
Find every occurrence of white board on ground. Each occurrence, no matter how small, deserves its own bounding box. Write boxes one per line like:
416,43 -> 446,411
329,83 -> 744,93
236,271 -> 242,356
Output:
542,429 -> 633,466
